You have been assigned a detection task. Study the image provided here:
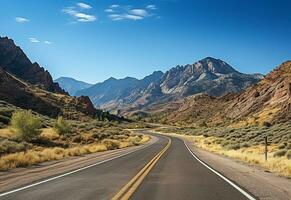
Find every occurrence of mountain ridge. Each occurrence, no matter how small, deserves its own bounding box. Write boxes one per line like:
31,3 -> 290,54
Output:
137,61 -> 291,126
54,77 -> 93,96
76,57 -> 262,111
0,36 -> 66,94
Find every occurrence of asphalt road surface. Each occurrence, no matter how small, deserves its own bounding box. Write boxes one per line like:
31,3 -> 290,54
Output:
0,132 -> 253,200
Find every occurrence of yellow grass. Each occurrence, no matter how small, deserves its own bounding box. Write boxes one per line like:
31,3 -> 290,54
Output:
0,134 -> 150,171
0,128 -> 15,138
157,132 -> 291,178
40,128 -> 59,140
232,107 -> 280,128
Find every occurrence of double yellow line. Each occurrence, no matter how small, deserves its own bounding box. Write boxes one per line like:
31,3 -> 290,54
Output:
112,137 -> 171,200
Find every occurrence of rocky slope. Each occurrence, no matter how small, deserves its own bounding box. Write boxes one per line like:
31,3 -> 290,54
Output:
0,36 -> 120,121
0,69 -> 101,119
140,61 -> 291,127
54,77 -> 92,96
76,71 -> 164,110
77,57 -> 262,111
0,36 -> 66,94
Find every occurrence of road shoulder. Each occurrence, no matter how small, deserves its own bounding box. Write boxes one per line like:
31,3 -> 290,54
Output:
184,139 -> 291,200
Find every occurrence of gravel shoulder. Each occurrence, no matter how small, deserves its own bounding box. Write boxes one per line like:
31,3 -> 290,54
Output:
184,139 -> 291,200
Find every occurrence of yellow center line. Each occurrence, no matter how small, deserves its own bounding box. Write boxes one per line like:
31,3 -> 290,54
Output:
111,137 -> 171,200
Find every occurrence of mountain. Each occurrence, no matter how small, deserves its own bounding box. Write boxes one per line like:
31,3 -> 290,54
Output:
54,77 -> 93,96
76,71 -> 164,110
77,57 -> 262,112
0,36 -> 120,121
159,57 -> 263,97
139,61 -> 291,127
0,36 -> 66,94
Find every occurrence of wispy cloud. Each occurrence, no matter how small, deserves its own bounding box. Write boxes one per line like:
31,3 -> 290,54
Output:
109,14 -> 143,21
110,4 -> 119,9
129,9 -> 148,17
106,5 -> 157,21
44,41 -> 52,45
105,8 -> 114,13
146,5 -> 157,10
62,6 -> 96,22
29,37 -> 40,43
77,2 -> 92,9
15,17 -> 29,23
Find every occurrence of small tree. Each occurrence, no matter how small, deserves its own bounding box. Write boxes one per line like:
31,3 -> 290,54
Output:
11,110 -> 42,141
53,116 -> 72,135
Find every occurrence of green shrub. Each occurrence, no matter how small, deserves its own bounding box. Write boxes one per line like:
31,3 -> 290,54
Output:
274,149 -> 287,157
53,117 -> 72,135
0,139 -> 27,154
11,110 -> 42,141
0,115 -> 10,124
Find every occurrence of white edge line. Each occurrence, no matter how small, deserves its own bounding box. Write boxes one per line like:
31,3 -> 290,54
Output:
0,141 -> 155,197
183,140 -> 256,200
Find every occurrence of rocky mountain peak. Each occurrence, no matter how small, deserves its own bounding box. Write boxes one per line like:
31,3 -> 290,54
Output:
192,57 -> 238,74
0,36 -> 66,94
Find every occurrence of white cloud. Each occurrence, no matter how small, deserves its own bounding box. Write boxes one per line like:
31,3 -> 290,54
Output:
44,41 -> 52,45
110,4 -> 119,8
77,2 -> 92,9
146,5 -> 157,10
105,8 -> 114,13
62,7 -> 96,22
15,17 -> 29,23
129,9 -> 148,17
29,37 -> 40,43
107,5 -> 158,21
109,14 -> 143,21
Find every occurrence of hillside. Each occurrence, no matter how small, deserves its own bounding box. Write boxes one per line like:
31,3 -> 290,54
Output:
76,57 -> 261,111
0,36 -> 65,94
140,61 -> 291,127
0,69 -> 112,120
0,36 -> 120,121
76,71 -> 164,110
54,77 -> 93,96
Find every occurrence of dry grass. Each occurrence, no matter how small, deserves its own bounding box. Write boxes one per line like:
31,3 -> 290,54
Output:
0,128 -> 14,138
40,128 -> 60,140
157,131 -> 291,178
0,134 -> 150,170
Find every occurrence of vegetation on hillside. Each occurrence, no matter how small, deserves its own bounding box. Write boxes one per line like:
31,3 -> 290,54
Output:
0,105 -> 151,171
156,124 -> 291,177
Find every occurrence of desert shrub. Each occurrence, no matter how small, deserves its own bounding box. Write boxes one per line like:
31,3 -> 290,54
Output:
225,143 -> 240,150
53,117 -> 72,135
103,139 -> 120,150
11,110 -> 42,141
278,143 -> 286,149
240,142 -> 251,148
0,115 -> 10,124
0,139 -> 27,154
274,149 -> 287,157
286,150 -> 291,159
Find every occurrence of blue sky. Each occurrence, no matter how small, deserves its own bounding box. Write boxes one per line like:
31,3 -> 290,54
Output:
0,0 -> 290,83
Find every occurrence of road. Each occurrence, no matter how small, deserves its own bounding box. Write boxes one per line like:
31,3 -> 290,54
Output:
0,131 -> 254,200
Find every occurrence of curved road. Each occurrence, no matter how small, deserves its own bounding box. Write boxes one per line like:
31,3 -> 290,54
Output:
0,131 -> 253,200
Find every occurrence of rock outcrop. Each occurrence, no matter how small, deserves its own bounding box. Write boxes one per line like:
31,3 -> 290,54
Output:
0,36 -> 66,94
